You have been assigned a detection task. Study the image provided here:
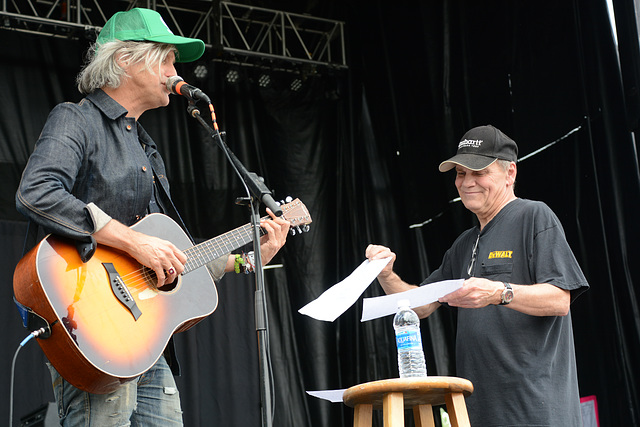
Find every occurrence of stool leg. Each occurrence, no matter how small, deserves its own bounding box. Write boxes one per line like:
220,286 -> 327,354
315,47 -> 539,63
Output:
444,392 -> 471,427
353,403 -> 373,427
382,392 -> 404,427
413,404 -> 435,427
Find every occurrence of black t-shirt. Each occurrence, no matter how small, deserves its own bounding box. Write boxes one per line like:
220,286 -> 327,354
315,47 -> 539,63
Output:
422,198 -> 589,426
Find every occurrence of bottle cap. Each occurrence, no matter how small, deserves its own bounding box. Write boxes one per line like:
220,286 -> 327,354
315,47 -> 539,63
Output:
397,299 -> 410,308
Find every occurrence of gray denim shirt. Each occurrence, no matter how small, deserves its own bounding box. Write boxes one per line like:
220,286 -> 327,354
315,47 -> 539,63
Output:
16,89 -> 167,240
16,89 -> 227,280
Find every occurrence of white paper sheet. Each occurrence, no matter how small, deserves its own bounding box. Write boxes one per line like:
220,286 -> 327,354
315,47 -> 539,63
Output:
298,258 -> 392,322
306,389 -> 347,403
360,279 -> 464,321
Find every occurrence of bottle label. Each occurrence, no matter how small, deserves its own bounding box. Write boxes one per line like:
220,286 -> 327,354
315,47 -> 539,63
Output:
395,329 -> 422,351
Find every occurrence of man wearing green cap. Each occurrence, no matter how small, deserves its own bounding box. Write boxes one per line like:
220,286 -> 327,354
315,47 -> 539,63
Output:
366,125 -> 589,425
16,7 -> 289,425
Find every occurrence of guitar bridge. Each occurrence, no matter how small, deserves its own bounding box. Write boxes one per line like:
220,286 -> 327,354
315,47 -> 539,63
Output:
102,263 -> 142,320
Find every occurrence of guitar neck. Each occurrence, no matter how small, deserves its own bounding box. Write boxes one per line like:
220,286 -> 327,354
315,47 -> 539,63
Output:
182,220 -> 266,274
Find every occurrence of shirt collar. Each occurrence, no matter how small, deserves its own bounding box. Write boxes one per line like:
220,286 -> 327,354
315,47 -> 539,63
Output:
87,89 -> 158,152
86,89 -> 128,120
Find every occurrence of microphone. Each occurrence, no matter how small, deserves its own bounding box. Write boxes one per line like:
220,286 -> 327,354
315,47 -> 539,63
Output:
165,76 -> 210,103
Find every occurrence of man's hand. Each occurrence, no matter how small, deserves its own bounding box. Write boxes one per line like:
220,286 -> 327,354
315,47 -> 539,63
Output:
365,243 -> 439,318
438,277 -> 501,308
93,219 -> 187,287
365,244 -> 396,279
128,233 -> 187,288
258,208 -> 291,264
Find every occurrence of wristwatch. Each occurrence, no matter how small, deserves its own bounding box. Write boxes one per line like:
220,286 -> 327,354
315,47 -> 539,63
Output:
500,282 -> 514,305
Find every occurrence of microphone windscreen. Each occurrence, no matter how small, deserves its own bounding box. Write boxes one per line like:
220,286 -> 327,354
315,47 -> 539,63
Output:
165,76 -> 184,94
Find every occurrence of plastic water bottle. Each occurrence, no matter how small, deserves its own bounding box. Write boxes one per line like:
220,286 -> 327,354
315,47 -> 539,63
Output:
393,299 -> 427,378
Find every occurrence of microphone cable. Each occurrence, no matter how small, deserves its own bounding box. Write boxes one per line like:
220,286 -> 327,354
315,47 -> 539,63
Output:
185,90 -> 278,425
205,101 -> 278,425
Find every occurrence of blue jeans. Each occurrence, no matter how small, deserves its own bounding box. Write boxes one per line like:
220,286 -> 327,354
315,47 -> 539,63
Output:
48,355 -> 183,426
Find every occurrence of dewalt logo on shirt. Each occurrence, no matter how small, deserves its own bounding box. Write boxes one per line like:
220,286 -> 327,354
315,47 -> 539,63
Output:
488,250 -> 513,259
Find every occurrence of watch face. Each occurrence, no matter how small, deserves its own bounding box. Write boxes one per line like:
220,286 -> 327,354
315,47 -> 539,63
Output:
502,289 -> 514,304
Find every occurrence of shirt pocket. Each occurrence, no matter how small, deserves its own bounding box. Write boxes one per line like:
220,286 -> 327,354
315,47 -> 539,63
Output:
480,261 -> 513,282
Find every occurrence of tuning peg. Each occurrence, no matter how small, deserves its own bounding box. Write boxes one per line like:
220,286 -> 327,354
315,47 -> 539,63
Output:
285,196 -> 293,203
289,228 -> 296,236
302,224 -> 310,233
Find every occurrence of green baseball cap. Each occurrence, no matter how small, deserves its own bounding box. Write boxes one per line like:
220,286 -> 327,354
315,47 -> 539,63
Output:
97,8 -> 205,63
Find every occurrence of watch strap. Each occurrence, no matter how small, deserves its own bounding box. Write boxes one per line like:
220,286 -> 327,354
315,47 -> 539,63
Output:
500,281 -> 513,305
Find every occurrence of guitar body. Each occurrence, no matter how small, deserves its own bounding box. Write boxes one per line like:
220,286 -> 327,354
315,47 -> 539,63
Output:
13,213 -> 218,394
13,198 -> 311,394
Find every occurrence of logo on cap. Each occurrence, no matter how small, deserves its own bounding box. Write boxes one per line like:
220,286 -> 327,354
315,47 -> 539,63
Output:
458,139 -> 483,149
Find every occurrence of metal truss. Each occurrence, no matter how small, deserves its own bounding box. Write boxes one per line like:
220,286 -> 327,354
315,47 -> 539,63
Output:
0,0 -> 347,70
0,0 -> 111,39
218,2 -> 346,70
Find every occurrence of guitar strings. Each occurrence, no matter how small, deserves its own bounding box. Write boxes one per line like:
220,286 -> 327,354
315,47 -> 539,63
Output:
109,223 -> 259,295
113,206 -> 305,294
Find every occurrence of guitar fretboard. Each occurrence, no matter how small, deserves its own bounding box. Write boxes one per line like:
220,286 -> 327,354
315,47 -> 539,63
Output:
182,220 -> 267,274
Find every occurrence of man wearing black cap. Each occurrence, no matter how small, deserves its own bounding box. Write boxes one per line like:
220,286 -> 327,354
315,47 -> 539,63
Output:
16,7 -> 289,426
366,125 -> 589,425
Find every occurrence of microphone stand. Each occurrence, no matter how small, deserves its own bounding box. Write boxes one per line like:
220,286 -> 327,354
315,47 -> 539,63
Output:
185,100 -> 279,427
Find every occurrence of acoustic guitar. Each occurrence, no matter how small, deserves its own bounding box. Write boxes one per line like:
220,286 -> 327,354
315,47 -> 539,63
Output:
13,199 -> 311,394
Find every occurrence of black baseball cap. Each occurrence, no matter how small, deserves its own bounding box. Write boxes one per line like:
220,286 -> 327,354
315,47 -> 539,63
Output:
438,125 -> 518,172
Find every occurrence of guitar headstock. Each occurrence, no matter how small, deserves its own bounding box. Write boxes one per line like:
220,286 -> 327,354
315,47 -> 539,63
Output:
279,198 -> 312,235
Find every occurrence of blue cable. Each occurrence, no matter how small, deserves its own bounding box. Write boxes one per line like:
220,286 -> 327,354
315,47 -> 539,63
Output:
11,329 -> 45,426
19,332 -> 36,347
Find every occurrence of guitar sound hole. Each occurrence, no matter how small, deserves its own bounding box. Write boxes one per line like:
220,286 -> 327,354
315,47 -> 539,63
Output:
157,278 -> 178,292
144,267 -> 179,293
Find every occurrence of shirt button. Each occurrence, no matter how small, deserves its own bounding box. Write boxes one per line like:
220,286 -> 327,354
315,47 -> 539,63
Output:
126,125 -> 132,131
142,166 -> 147,172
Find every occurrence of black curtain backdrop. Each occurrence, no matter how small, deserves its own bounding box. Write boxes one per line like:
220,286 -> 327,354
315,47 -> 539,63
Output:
2,0 -> 639,426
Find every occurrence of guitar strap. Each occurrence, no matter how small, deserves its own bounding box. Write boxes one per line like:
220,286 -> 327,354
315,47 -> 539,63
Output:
149,166 -> 192,377
150,166 -> 196,245
137,121 -> 195,244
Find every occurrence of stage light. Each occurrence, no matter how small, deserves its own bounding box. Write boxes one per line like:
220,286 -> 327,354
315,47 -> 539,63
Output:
258,73 -> 271,88
290,78 -> 303,91
226,69 -> 239,83
193,64 -> 208,79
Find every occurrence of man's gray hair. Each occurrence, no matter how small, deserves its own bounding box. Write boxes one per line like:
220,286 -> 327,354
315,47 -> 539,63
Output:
76,41 -> 176,94
497,158 -> 517,191
497,159 -> 513,171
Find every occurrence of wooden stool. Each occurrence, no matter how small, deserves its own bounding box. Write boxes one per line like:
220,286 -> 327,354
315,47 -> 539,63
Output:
342,376 -> 473,427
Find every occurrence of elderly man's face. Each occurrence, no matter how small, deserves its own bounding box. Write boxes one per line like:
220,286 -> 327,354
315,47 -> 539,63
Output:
125,50 -> 178,111
454,161 -> 515,224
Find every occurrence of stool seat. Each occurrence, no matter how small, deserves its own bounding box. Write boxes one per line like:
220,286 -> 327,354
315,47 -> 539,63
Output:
343,376 -> 473,427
